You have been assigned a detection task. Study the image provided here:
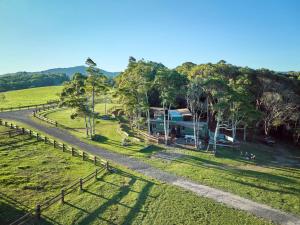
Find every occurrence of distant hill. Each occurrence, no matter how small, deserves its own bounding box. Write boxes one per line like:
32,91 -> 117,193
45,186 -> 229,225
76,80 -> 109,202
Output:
0,66 -> 120,78
40,66 -> 120,78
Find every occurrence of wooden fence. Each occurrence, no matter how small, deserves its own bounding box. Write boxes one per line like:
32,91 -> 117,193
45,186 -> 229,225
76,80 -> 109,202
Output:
32,105 -> 58,127
137,130 -> 159,143
0,119 -> 110,168
0,101 -> 58,112
9,168 -> 106,225
0,120 -> 110,225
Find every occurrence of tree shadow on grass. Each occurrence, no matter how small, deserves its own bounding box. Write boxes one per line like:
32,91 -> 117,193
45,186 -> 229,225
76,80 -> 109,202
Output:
64,169 -> 155,225
0,139 -> 39,152
0,192 -> 53,225
140,145 -> 164,156
0,136 -> 32,147
173,154 -> 299,185
226,178 -> 300,195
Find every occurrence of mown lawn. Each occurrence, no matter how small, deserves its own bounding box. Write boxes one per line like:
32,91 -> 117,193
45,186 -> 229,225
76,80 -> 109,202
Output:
44,107 -> 300,216
42,105 -> 149,158
0,126 -> 272,225
0,86 -> 63,109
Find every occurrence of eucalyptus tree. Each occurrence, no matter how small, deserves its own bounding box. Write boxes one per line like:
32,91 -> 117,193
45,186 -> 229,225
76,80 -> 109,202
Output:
155,69 -> 188,145
192,73 -> 231,152
260,91 -> 299,136
85,58 -> 109,136
227,75 -> 259,142
186,77 -> 206,149
59,73 -> 92,137
117,58 -> 164,133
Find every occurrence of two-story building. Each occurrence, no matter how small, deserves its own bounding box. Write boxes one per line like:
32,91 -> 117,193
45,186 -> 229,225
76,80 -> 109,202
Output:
150,107 -> 208,139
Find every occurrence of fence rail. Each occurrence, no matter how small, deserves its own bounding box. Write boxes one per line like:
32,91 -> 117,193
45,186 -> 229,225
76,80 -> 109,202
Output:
138,130 -> 159,143
0,101 -> 58,112
32,105 -> 63,128
0,119 -> 110,167
0,120 -> 110,225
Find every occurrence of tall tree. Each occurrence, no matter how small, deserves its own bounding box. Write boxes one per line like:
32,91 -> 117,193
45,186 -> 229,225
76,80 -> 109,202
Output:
85,58 -> 109,136
59,73 -> 92,137
155,69 -> 188,145
187,77 -> 206,149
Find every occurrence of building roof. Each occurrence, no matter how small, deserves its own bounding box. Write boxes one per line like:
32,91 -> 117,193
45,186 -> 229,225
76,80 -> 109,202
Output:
169,110 -> 182,117
176,108 -> 192,116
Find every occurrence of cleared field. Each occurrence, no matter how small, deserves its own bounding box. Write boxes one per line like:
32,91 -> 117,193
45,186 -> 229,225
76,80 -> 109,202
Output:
44,107 -> 300,216
0,125 -> 272,225
0,86 -> 63,109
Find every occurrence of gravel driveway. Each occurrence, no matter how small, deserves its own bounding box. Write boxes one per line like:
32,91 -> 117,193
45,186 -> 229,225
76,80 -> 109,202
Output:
1,109 -> 299,225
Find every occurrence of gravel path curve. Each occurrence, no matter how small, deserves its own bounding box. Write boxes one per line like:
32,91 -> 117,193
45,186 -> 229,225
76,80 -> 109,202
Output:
1,109 -> 300,225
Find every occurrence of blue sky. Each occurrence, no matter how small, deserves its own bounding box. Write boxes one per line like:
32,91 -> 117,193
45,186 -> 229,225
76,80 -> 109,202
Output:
0,0 -> 299,74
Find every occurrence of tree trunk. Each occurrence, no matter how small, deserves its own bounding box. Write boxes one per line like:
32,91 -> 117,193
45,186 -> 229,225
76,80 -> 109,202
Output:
214,116 -> 220,154
88,115 -> 92,139
206,98 -> 209,124
243,125 -> 247,141
147,109 -> 151,135
145,92 -> 151,135
232,121 -> 236,143
163,102 -> 168,145
92,86 -> 95,135
264,120 -> 269,136
84,115 -> 89,138
166,104 -> 171,144
193,113 -> 197,149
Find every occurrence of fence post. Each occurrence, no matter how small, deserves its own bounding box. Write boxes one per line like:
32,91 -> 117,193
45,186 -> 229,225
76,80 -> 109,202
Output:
36,133 -> 39,140
71,147 -> 74,156
53,140 -> 56,148
22,128 -> 25,134
61,189 -> 65,204
44,136 -> 47,143
105,161 -> 110,171
94,156 -> 97,165
95,169 -> 98,180
82,152 -> 85,160
62,144 -> 65,152
5,121 -> 7,127
35,204 -> 41,221
79,178 -> 83,191
10,123 -> 13,129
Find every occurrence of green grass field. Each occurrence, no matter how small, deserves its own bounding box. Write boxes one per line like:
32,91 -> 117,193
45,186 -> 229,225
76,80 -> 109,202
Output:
44,107 -> 300,216
0,125 -> 272,225
0,86 -> 63,109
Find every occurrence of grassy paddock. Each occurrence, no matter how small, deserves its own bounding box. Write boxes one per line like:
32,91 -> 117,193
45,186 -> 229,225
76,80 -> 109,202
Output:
0,125 -> 272,225
0,86 -> 63,109
44,107 -> 300,216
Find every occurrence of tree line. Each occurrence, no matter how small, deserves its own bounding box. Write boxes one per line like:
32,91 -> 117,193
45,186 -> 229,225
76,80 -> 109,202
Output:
0,72 -> 69,92
116,58 -> 300,148
59,57 -> 300,148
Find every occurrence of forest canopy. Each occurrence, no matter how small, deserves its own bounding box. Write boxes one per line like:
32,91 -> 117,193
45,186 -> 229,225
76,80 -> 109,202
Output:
115,58 -> 300,145
0,72 -> 69,92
